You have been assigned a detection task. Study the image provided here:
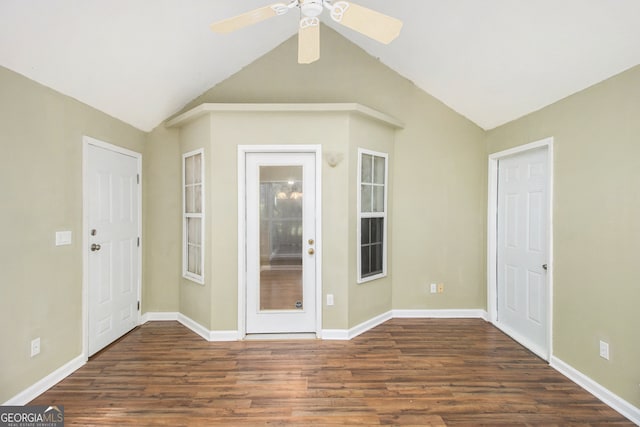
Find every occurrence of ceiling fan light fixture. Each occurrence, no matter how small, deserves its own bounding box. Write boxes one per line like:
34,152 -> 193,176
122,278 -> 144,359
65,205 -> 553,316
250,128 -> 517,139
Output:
301,0 -> 324,17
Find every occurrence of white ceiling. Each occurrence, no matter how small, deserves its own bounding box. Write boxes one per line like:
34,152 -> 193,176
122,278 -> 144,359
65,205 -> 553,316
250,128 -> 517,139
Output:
1,0 -> 639,131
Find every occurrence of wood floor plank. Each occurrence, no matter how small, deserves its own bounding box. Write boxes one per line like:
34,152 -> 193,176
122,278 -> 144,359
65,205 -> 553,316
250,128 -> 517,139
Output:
30,319 -> 634,426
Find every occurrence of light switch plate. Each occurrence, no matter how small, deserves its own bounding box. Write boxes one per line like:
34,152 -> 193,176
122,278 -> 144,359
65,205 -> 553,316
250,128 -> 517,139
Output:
31,337 -> 41,357
599,340 -> 609,360
55,231 -> 72,246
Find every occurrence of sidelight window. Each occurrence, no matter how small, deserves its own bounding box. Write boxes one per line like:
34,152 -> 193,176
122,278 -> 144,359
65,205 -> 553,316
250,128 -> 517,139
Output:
183,149 -> 204,284
357,149 -> 388,283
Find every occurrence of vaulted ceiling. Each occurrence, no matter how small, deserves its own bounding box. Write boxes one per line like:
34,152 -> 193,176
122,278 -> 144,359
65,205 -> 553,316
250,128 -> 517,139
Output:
1,0 -> 639,132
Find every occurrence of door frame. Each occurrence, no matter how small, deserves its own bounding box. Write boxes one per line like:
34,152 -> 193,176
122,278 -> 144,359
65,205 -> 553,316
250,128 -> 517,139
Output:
487,137 -> 554,360
237,145 -> 322,339
82,136 -> 142,359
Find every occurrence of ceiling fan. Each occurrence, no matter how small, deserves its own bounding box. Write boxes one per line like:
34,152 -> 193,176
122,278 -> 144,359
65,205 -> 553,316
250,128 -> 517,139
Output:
210,0 -> 403,64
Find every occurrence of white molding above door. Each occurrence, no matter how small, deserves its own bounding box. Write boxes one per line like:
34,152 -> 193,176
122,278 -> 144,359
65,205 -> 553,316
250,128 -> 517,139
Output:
237,145 -> 322,339
487,137 -> 554,361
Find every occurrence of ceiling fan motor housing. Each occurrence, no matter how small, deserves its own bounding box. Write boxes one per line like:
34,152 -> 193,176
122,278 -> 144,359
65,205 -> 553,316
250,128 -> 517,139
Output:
301,0 -> 324,17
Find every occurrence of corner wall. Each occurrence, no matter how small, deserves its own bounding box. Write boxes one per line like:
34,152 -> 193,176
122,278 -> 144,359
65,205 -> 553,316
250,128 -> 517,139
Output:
143,125 -> 181,313
170,26 -> 487,327
0,66 -> 145,403
486,64 -> 640,408
347,115 -> 395,327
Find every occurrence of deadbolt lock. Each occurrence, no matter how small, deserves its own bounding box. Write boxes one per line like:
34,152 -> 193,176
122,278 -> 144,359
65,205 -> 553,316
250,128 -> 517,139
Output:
308,239 -> 314,245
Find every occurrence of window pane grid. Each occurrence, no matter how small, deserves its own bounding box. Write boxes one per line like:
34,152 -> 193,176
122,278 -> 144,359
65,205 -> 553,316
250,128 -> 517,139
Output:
183,150 -> 204,283
361,154 -> 372,182
358,149 -> 387,283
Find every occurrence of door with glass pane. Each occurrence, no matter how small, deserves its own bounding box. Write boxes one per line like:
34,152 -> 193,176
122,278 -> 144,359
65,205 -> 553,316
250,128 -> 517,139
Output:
245,152 -> 316,333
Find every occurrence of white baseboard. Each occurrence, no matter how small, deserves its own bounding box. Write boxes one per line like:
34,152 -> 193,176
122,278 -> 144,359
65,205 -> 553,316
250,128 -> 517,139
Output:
143,312 -> 238,342
144,309 -> 490,342
349,310 -> 394,339
320,329 -> 350,340
176,314 -> 239,342
321,309 -> 489,341
3,354 -> 86,406
321,311 -> 392,340
209,330 -> 240,341
141,311 -> 179,323
176,313 -> 211,341
392,309 -> 488,320
550,356 -> 640,425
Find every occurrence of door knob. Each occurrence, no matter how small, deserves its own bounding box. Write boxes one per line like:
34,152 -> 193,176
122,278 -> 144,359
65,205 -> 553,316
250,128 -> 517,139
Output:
308,248 -> 315,255
91,243 -> 101,252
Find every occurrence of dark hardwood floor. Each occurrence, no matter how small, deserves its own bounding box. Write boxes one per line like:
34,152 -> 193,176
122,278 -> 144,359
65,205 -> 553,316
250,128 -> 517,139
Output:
31,319 -> 633,426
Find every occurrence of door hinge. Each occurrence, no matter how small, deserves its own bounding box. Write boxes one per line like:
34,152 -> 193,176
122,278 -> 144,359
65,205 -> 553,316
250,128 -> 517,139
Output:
137,237 -> 140,247
137,301 -> 140,311
137,174 -> 140,184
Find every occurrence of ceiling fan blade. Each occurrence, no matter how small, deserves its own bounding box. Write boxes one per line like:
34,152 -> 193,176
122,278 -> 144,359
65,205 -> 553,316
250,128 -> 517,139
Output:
329,1 -> 403,44
210,4 -> 288,33
298,17 -> 320,64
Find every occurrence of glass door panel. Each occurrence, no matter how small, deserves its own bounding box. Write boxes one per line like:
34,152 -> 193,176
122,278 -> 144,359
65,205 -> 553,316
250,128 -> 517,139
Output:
259,166 -> 303,311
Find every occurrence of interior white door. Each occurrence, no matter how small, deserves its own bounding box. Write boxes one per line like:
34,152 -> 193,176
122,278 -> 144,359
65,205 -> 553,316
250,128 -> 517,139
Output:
245,152 -> 316,334
497,147 -> 549,358
87,144 -> 140,355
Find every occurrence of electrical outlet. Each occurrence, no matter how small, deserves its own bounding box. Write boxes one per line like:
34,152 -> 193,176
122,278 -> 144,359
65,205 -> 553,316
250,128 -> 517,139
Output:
430,283 -> 437,294
599,340 -> 609,360
437,283 -> 444,293
31,337 -> 41,357
326,294 -> 334,306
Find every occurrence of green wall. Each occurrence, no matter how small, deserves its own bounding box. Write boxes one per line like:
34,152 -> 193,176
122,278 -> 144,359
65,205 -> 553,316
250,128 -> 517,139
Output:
177,115 -> 213,329
5,21 -> 636,414
174,26 -> 487,317
143,125 -> 181,313
0,66 -> 146,403
486,64 -> 640,408
203,111 -> 355,331
347,115 -> 395,327
168,108 -> 396,332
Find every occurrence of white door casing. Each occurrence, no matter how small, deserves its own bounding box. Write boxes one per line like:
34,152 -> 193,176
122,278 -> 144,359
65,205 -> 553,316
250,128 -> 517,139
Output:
245,151 -> 317,334
84,137 -> 141,356
488,139 -> 553,360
